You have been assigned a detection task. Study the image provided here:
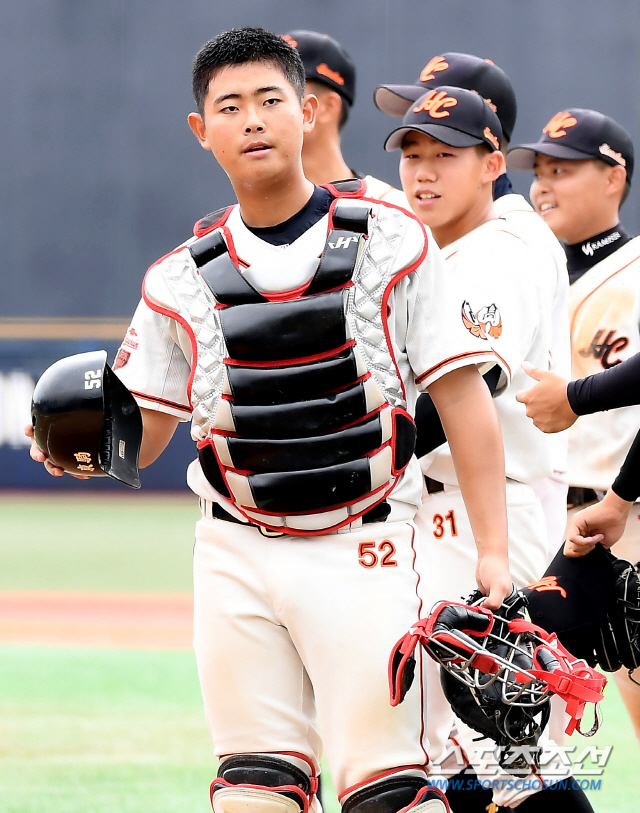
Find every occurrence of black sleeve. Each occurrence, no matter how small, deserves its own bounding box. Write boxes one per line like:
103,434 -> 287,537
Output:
612,427 -> 640,502
567,351 -> 640,415
415,365 -> 502,458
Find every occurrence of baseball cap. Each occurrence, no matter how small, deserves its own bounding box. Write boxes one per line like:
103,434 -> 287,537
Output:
384,85 -> 503,153
282,30 -> 356,106
507,108 -> 634,181
374,52 -> 517,142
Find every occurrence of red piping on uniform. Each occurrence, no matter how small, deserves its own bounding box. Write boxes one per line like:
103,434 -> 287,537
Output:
141,248 -> 198,408
223,340 -> 357,369
415,350 -> 500,385
128,390 -> 191,414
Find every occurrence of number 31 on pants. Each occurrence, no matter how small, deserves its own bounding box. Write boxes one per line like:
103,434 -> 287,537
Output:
433,510 -> 457,539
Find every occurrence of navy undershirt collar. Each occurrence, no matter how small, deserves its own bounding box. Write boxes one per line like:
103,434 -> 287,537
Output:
565,224 -> 632,285
244,185 -> 334,247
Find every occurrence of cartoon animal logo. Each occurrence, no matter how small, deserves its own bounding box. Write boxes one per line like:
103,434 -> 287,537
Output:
420,56 -> 449,83
461,301 -> 502,340
543,112 -> 578,139
413,89 -> 458,119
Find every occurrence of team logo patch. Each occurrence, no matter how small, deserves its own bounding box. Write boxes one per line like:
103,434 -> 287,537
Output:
316,63 -> 345,86
543,112 -> 578,139
113,348 -> 131,370
526,575 -> 567,598
420,55 -> 449,82
461,301 -> 502,340
281,33 -> 298,48
578,328 -> 629,369
413,89 -> 457,119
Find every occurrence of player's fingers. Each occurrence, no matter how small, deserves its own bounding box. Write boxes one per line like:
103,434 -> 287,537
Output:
29,442 -> 46,463
24,423 -> 35,440
483,577 -> 512,610
521,361 -> 543,381
43,459 -> 65,477
563,536 -> 601,557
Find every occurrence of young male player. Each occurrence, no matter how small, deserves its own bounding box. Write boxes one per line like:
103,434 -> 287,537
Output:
375,52 -> 571,555
385,87 -> 591,812
28,28 -> 512,813
282,30 -> 407,203
510,107 -> 640,747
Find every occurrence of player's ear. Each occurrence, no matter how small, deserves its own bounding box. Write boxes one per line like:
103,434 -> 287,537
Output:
484,150 -> 506,183
187,112 -> 212,151
605,164 -> 627,201
302,93 -> 319,135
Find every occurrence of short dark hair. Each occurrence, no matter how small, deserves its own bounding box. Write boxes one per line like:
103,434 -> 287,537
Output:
192,27 -> 306,116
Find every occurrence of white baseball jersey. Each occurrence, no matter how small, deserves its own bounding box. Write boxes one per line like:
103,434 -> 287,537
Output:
115,198 -> 506,521
493,192 -> 571,553
567,236 -> 640,490
422,216 -> 557,486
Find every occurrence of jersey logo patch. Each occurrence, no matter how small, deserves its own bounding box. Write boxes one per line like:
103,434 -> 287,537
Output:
526,575 -> 567,598
461,301 -> 502,340
578,329 -> 629,369
281,33 -> 298,48
420,55 -> 449,82
543,112 -> 578,139
113,348 -> 131,370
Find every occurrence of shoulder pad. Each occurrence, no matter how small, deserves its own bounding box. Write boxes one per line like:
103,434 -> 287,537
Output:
194,206 -> 233,237
323,178 -> 365,198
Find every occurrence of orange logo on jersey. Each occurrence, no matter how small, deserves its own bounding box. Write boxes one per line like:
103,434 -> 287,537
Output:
543,112 -> 578,139
413,90 -> 458,119
316,63 -> 345,85
484,127 -> 500,150
462,301 -> 502,340
281,34 -> 298,48
420,56 -> 449,82
526,576 -> 567,598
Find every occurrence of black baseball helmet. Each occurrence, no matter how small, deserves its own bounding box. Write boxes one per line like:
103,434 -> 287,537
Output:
31,350 -> 143,488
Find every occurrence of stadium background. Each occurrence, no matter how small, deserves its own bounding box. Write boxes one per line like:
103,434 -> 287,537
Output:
1,2 -> 640,811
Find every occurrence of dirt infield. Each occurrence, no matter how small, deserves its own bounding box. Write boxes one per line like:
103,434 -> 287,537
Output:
0,590 -> 193,650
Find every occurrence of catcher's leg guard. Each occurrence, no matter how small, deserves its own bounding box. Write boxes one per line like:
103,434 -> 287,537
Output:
211,754 -> 317,813
341,773 -> 449,813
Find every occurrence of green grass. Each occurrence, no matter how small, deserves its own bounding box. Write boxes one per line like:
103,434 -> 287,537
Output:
0,493 -> 199,593
0,645 -> 215,813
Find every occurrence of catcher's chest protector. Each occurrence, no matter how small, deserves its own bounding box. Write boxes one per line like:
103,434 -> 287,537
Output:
144,181 -> 420,534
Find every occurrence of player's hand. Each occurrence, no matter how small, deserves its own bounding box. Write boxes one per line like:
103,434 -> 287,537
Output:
564,489 -> 633,557
515,363 -> 578,433
24,423 -> 90,479
475,553 -> 512,610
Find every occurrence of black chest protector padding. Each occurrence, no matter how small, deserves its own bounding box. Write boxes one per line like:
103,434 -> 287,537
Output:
226,350 -> 359,406
305,228 -> 364,297
226,414 -> 383,473
230,381 -> 368,439
220,290 -> 347,362
332,204 -> 370,232
248,458 -> 372,513
198,443 -> 231,499
393,412 -> 417,473
200,252 -> 266,306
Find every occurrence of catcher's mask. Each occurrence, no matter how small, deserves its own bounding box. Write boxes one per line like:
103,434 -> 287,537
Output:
31,350 -> 142,488
389,590 -> 607,774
